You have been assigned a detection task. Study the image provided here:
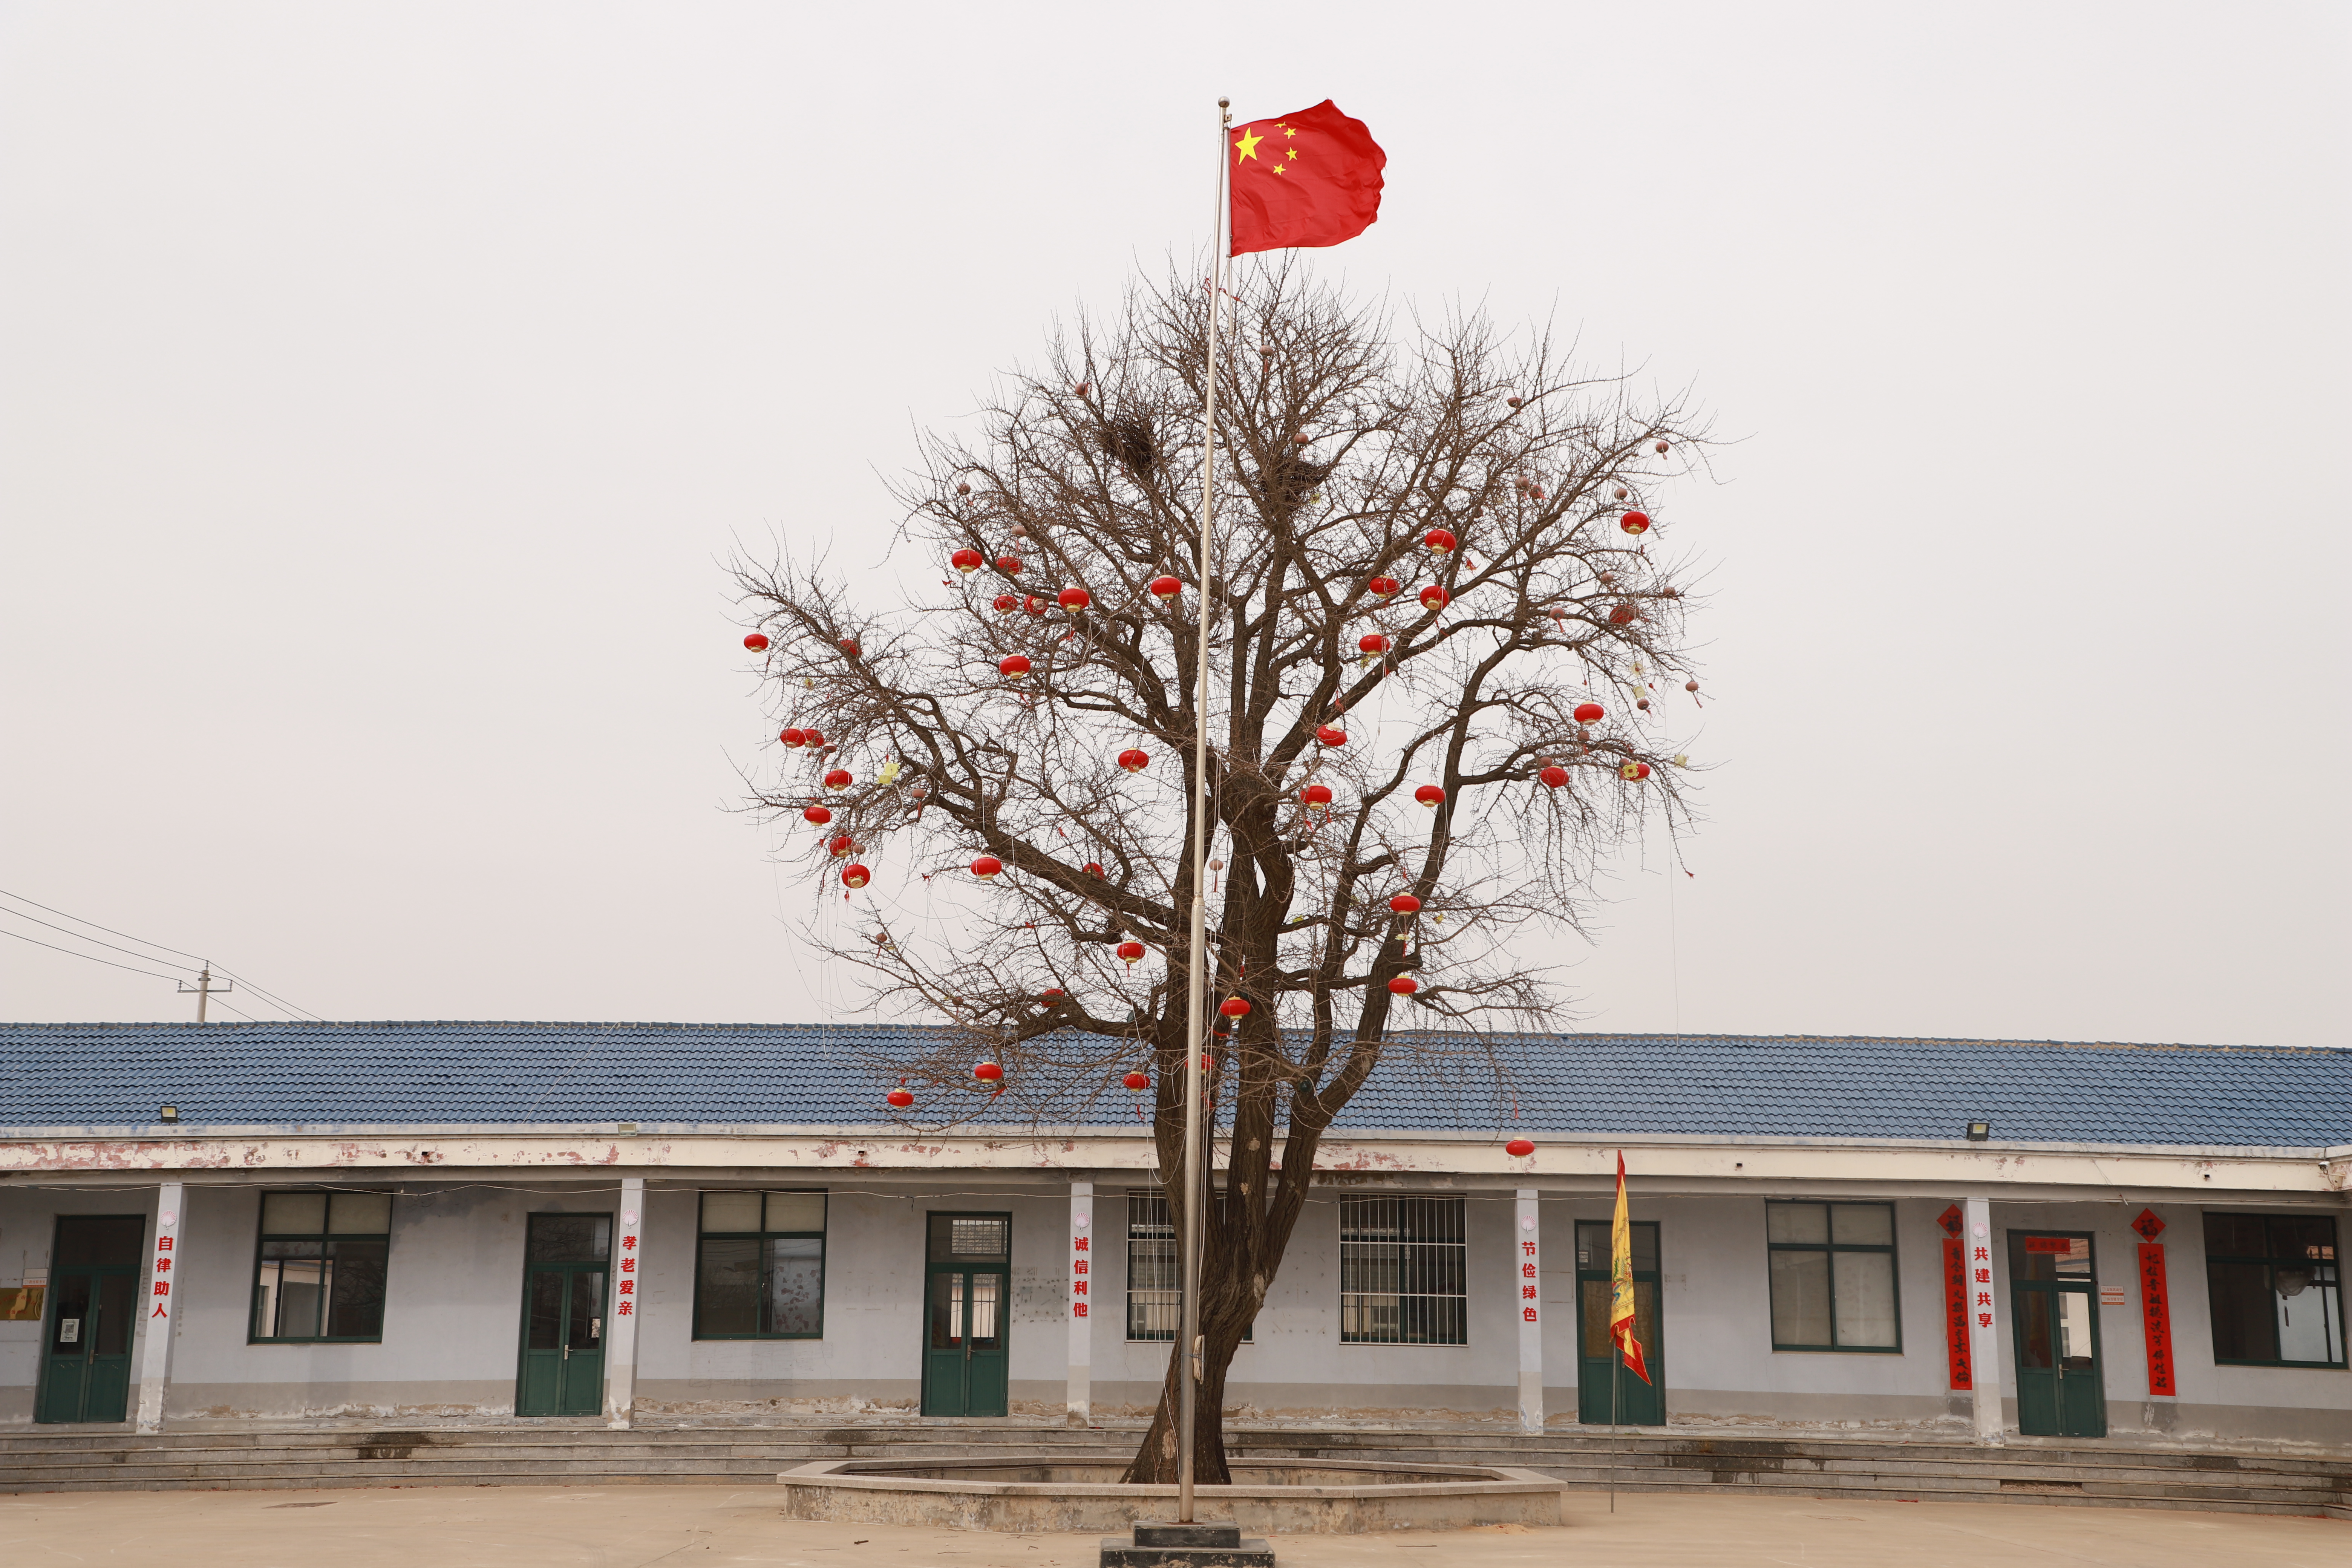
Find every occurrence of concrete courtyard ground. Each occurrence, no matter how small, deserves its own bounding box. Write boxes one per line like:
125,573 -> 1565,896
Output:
2,1485 -> 2344,1568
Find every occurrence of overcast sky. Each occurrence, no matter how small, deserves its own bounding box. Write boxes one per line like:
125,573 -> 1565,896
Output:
3,3 -> 2344,1048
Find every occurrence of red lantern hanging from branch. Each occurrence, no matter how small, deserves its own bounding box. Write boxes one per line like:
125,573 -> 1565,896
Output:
838,638 -> 860,657
824,768 -> 852,790
1150,574 -> 1183,600
1387,976 -> 1419,996
995,556 -> 1023,575
840,864 -> 871,889
743,633 -> 770,652
1414,784 -> 1445,809
1300,783 -> 1333,807
1419,585 -> 1450,611
780,727 -> 807,748
970,855 -> 1003,879
1609,602 -> 1639,626
887,1085 -> 915,1109
1122,1069 -> 1151,1092
951,548 -> 985,573
1422,528 -> 1458,554
827,835 -> 855,859
1118,940 -> 1145,966
1023,596 -> 1046,616
1538,765 -> 1570,789
803,805 -> 833,825
1117,748 -> 1150,774
1573,701 -> 1604,724
1219,995 -> 1251,1018
1367,575 -> 1400,599
973,1060 -> 1003,1083
999,654 -> 1032,680
1315,724 -> 1348,747
992,593 -> 1018,613
1621,761 -> 1652,781
1358,633 -> 1390,655
1084,861 -> 1105,877
1619,511 -> 1651,536
1058,586 -> 1092,612
1389,893 -> 1422,916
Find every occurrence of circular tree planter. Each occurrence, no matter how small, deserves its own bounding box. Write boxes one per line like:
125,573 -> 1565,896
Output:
777,1456 -> 1564,1534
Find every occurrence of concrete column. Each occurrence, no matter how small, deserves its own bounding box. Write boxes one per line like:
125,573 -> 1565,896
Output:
605,1178 -> 645,1429
1515,1189 -> 1542,1432
1964,1195 -> 2003,1444
134,1181 -> 184,1434
1067,1181 -> 1093,1425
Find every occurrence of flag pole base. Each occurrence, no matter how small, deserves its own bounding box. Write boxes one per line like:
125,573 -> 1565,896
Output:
1101,1522 -> 1273,1568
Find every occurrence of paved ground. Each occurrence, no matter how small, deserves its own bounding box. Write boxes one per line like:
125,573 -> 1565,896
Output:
1,1485 -> 2343,1568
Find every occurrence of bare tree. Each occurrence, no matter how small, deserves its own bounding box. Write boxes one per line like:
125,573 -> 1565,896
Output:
733,261 -> 1706,1482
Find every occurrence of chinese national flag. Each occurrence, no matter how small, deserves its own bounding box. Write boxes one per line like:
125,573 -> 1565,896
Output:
1228,101 -> 1385,256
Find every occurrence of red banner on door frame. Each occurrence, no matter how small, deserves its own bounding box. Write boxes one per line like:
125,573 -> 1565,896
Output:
1941,1235 -> 1974,1390
2137,1241 -> 2176,1396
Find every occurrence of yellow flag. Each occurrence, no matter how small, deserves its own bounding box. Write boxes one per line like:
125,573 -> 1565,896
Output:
1610,1150 -> 1651,1383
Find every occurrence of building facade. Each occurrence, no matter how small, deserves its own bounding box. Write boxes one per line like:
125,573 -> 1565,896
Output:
1,1023 -> 2345,1446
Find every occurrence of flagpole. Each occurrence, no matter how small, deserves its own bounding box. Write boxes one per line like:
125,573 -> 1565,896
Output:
1176,92 -> 1231,1528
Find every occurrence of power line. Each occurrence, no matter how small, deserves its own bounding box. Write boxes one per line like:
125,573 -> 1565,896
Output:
0,885 -> 207,964
0,904 -> 202,975
0,925 -> 190,983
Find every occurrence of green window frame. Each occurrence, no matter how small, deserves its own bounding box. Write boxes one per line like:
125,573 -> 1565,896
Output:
2203,1212 -> 2344,1369
1764,1200 -> 1902,1353
692,1190 -> 827,1339
1339,1195 -> 1467,1346
249,1190 -> 393,1343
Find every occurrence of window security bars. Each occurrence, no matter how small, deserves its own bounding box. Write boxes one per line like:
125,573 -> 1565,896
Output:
1340,1195 -> 1467,1345
1125,1191 -> 1251,1342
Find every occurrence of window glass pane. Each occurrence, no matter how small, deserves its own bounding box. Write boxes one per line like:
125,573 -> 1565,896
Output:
2207,1259 -> 2278,1361
325,1237 -> 388,1336
1832,1250 -> 1899,1347
2275,1266 -> 2339,1364
2203,1212 -> 2270,1257
1830,1205 -> 1892,1246
702,1192 -> 763,1233
766,1192 -> 826,1233
268,1256 -> 328,1338
1769,1249 -> 1832,1346
262,1193 -> 328,1236
55,1216 -> 145,1266
528,1214 -> 610,1262
94,1274 -> 135,1355
261,1238 -> 324,1259
328,1193 -> 392,1234
2270,1216 -> 2337,1264
1767,1204 -> 1828,1245
946,1217 -> 1009,1259
250,1260 -> 278,1339
526,1270 -> 565,1349
696,1238 -> 761,1335
767,1237 -> 824,1335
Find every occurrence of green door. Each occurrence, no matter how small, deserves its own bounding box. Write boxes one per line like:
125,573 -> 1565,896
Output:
516,1214 -> 609,1418
37,1216 -> 145,1425
1575,1220 -> 1664,1426
920,1213 -> 1010,1418
2010,1231 -> 2106,1438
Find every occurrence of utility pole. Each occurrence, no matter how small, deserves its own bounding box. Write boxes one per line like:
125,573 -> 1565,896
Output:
176,962 -> 232,1023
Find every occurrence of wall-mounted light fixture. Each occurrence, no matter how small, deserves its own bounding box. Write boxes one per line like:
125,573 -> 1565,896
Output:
1965,1120 -> 1991,1142
159,1106 -> 180,1125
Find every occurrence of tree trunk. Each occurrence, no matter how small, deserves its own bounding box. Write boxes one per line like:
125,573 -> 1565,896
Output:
1119,1300 -> 1251,1485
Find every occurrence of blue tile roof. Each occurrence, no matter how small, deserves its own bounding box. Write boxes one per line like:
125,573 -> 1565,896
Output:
0,1022 -> 2344,1148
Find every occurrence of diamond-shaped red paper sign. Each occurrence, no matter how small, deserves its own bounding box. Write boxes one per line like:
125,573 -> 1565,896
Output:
1937,1204 -> 1964,1237
2132,1208 -> 2166,1241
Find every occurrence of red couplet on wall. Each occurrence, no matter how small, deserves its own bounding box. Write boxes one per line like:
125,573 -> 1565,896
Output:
2138,1242 -> 2176,1396
1942,1236 -> 1975,1391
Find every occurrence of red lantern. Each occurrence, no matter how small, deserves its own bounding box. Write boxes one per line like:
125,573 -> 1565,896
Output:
1118,748 -> 1149,773
802,728 -> 825,748
803,805 -> 833,825
1300,783 -> 1333,807
1041,988 -> 1065,1002
1058,586 -> 1092,612
992,593 -> 1018,613
1538,765 -> 1569,789
1122,1069 -> 1151,1092
1023,596 -> 1046,616
1419,585 -> 1450,611
887,1086 -> 915,1109
1150,575 -> 1183,600
827,835 -> 855,858
952,548 -> 985,573
1387,976 -> 1419,996
824,768 -> 852,790
1118,940 -> 1145,966
996,555 -> 1023,575
1315,724 -> 1348,747
1367,575 -> 1400,598
1084,861 -> 1105,877
1219,996 -> 1251,1018
1654,439 -> 1669,454
974,1061 -> 1003,1083
841,863 -> 871,889
1637,697 -> 1651,711
1619,511 -> 1651,536
1358,633 -> 1390,655
971,855 -> 1003,879
999,654 -> 1032,680
838,638 -> 860,657
1389,893 -> 1422,916
1292,432 -> 1311,446
1686,679 -> 1699,693
1506,395 -> 1522,409
743,632 -> 770,652
780,727 -> 807,748
1505,1137 -> 1535,1158
1423,528 -> 1458,554
1609,602 -> 1638,626
1414,784 -> 1444,809
1573,701 -> 1604,724
1621,760 -> 1652,781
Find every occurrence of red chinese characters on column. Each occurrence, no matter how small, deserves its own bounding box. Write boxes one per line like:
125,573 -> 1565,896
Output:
150,1231 -> 176,1318
1072,1231 -> 1091,1318
618,1227 -> 638,1313
2134,1210 -> 2176,1396
1937,1205 -> 1972,1390
1519,1238 -> 1539,1323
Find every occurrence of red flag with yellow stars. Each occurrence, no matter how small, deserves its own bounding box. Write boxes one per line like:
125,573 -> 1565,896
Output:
1228,101 -> 1385,256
